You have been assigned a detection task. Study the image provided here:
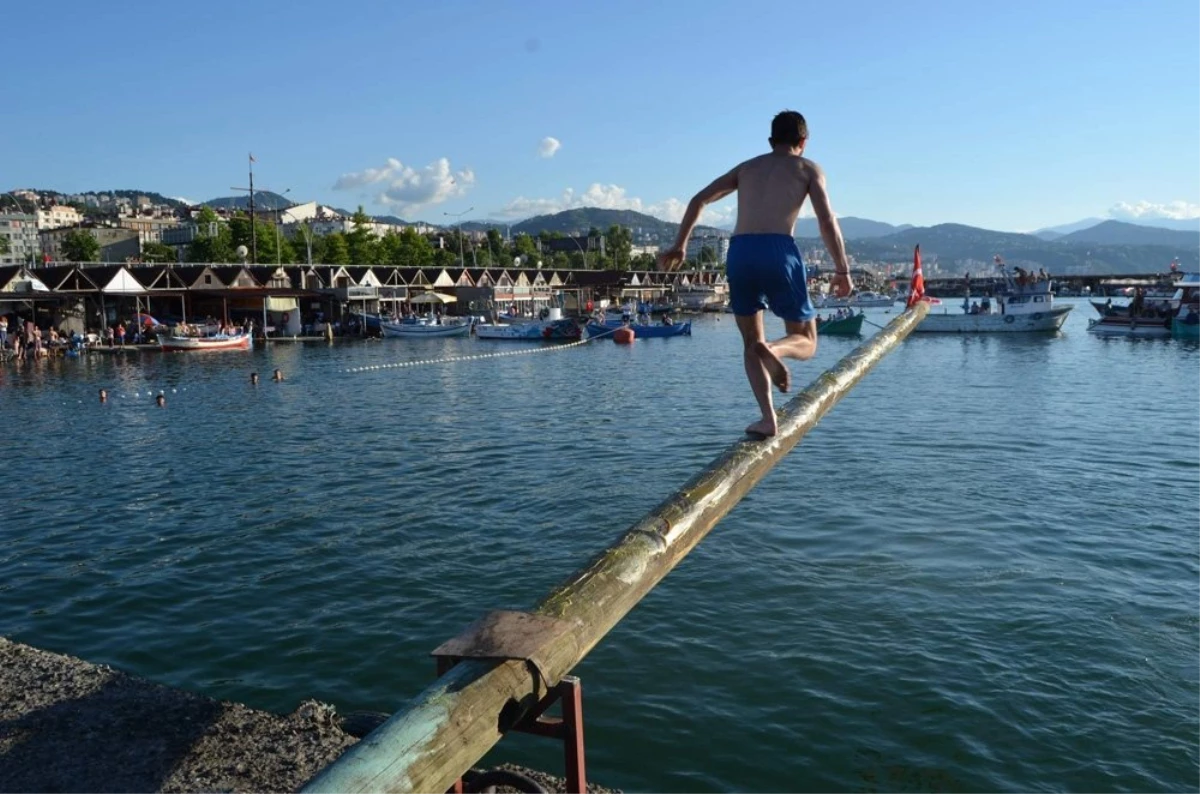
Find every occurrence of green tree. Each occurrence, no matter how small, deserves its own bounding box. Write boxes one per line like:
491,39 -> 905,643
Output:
551,252 -> 570,269
512,233 -> 539,263
606,225 -> 633,269
0,235 -> 9,256
62,229 -> 100,261
141,241 -> 177,263
432,247 -> 457,268
485,228 -> 505,265
188,206 -> 234,262
323,232 -> 351,265
700,245 -> 716,264
347,206 -> 379,265
631,252 -> 658,270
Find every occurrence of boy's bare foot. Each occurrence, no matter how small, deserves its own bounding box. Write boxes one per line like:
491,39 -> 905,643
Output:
753,341 -> 790,392
745,418 -> 778,438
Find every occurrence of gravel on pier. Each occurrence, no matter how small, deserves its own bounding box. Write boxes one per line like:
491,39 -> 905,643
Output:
0,637 -> 617,793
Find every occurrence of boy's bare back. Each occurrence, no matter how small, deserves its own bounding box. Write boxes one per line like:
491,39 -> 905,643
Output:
733,152 -> 818,236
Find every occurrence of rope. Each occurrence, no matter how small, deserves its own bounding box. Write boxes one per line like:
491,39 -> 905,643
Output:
343,325 -> 618,374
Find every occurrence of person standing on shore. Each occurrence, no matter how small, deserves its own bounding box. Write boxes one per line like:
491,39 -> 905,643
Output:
658,110 -> 854,437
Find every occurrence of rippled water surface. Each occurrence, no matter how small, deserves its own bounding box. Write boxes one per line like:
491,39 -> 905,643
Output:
2,300 -> 1197,792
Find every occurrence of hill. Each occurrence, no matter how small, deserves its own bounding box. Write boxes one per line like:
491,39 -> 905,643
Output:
19,188 -> 187,209
202,191 -> 295,210
794,216 -> 913,239
510,208 -> 724,237
1056,220 -> 1200,248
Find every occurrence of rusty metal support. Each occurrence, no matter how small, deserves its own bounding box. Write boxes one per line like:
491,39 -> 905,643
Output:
302,301 -> 929,794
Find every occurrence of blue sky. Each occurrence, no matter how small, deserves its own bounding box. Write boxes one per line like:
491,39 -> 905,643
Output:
2,0 -> 1196,231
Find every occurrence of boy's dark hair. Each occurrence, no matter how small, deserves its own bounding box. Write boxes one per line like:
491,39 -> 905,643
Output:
770,110 -> 808,148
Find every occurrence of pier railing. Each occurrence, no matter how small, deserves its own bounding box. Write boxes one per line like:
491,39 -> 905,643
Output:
301,301 -> 930,794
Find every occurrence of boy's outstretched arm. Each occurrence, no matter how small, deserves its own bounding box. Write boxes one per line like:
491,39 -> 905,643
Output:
658,167 -> 739,271
808,162 -> 854,297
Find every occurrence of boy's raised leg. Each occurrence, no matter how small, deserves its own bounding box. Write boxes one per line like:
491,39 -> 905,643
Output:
768,319 -> 817,362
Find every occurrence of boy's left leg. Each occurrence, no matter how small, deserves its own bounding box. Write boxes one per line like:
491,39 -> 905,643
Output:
735,312 -> 778,437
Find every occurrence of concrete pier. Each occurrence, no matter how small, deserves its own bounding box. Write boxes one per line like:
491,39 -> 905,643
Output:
0,637 -> 614,793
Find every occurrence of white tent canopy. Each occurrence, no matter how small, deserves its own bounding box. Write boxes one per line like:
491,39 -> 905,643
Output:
409,291 -> 457,305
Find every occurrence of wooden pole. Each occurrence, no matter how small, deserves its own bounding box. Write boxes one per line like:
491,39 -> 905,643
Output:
301,301 -> 930,794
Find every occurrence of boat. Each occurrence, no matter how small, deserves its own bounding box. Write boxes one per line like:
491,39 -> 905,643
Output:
350,311 -> 383,332
476,318 -> 582,341
816,312 -> 865,336
813,294 -> 852,309
380,317 -> 472,338
849,291 -> 896,308
586,318 -> 692,339
1086,286 -> 1175,339
160,332 -> 252,351
1171,273 -> 1199,340
914,279 -> 1071,334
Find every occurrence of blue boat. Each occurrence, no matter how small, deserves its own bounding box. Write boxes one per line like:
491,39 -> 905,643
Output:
586,319 -> 692,339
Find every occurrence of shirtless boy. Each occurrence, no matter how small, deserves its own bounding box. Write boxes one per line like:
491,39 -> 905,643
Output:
659,110 -> 854,438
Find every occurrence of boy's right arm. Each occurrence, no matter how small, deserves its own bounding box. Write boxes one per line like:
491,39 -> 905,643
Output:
659,166 -> 739,271
808,161 -> 854,297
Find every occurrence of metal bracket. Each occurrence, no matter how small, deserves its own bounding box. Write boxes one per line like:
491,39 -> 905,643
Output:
434,611 -> 587,794
431,610 -> 575,688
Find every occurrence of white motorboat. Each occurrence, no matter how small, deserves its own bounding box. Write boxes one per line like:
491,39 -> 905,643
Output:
475,308 -> 582,341
849,291 -> 897,308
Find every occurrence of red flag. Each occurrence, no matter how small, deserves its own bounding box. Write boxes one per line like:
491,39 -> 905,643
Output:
906,244 -> 925,308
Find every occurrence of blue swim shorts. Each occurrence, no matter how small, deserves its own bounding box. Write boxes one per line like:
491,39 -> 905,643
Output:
725,233 -> 815,322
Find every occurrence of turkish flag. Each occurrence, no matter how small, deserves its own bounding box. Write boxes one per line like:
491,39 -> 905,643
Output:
906,245 -> 925,308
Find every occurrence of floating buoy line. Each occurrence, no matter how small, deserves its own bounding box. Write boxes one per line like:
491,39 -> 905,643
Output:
342,326 -> 618,374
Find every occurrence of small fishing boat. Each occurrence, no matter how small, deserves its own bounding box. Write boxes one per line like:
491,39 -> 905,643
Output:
160,332 -> 252,351
1086,286 -> 1176,339
476,318 -> 582,341
586,318 -> 692,339
380,317 -> 472,338
816,313 -> 865,336
915,279 -> 1071,334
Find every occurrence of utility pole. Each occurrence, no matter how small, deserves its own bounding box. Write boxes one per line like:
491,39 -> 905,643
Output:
230,153 -> 258,263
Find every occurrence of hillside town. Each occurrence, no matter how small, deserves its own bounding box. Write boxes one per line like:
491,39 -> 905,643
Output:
0,187 -> 950,282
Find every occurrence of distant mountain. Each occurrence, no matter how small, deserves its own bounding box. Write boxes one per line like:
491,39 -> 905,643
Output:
1056,220 -> 1200,248
1126,217 -> 1200,233
510,208 -> 724,237
1033,217 -> 1107,237
1036,216 -> 1200,236
202,191 -> 295,210
794,216 -> 913,239
1033,230 -> 1065,241
800,222 -> 1199,275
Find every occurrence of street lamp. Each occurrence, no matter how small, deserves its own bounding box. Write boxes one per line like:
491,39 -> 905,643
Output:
568,235 -> 588,269
443,207 -> 474,267
268,188 -> 291,265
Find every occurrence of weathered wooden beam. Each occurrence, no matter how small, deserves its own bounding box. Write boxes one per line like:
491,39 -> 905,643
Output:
301,301 -> 929,794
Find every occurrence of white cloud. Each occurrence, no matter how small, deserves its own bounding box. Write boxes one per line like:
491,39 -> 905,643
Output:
332,157 -> 474,212
538,137 -> 561,159
1108,200 -> 1200,220
496,183 -> 735,226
